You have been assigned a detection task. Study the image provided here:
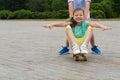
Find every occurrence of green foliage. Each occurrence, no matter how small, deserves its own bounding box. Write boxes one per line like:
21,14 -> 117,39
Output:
92,0 -> 103,3
0,0 -> 5,10
90,10 -> 105,19
0,9 -> 68,19
33,10 -> 68,19
42,12 -> 52,19
0,10 -> 12,19
91,0 -> 115,18
91,3 -> 104,12
57,10 -> 69,18
0,0 -> 119,19
112,0 -> 120,18
32,12 -> 44,19
8,9 -> 33,19
90,3 -> 106,18
0,0 -> 28,11
27,0 -> 44,12
52,0 -> 67,11
100,0 -> 113,18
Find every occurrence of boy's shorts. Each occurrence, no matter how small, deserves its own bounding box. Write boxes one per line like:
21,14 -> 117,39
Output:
65,25 -> 93,48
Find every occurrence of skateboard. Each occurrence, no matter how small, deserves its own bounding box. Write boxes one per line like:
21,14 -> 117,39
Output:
73,53 -> 87,61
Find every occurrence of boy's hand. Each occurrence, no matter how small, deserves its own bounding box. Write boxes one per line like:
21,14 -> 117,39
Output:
101,26 -> 112,31
43,24 -> 53,29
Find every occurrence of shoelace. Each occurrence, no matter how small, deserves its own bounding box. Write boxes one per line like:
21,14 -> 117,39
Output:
72,46 -> 79,51
81,46 -> 87,50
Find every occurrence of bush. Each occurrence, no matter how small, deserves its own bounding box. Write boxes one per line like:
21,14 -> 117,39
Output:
91,3 -> 104,12
90,10 -> 106,19
0,9 -> 69,19
32,10 -> 68,19
8,9 -> 33,19
0,10 -> 12,19
100,0 -> 113,18
32,12 -> 43,19
57,10 -> 69,18
42,12 -> 52,19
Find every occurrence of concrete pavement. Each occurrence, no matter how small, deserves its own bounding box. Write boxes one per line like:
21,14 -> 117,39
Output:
0,20 -> 119,80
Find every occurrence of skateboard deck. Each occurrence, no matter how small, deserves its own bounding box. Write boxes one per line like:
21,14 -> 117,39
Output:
73,53 -> 87,61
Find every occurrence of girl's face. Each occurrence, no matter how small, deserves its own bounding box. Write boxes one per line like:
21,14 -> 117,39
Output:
73,10 -> 84,24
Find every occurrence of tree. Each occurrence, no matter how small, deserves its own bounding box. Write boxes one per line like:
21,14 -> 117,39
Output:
27,0 -> 51,12
92,0 -> 103,3
0,0 -> 28,11
100,0 -> 113,18
0,0 -> 5,10
52,0 -> 67,11
112,0 -> 120,17
91,3 -> 104,12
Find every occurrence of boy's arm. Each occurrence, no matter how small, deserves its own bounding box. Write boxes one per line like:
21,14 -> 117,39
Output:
43,22 -> 68,29
68,1 -> 73,18
87,21 -> 112,31
85,0 -> 91,20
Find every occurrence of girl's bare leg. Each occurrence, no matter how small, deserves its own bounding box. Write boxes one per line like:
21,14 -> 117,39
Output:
80,28 -> 93,54
66,28 -> 75,43
66,28 -> 80,54
84,28 -> 93,43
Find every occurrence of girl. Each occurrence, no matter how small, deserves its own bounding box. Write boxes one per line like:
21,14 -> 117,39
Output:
59,0 -> 93,55
43,8 -> 111,55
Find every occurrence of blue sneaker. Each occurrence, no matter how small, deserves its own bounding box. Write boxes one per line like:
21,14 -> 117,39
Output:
59,46 -> 69,55
91,45 -> 101,54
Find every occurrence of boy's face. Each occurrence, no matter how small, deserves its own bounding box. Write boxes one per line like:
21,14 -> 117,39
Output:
73,10 -> 84,23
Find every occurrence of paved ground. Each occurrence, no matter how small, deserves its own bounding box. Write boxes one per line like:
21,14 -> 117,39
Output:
0,20 -> 119,80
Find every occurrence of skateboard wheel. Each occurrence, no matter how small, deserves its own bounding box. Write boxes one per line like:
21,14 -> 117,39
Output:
79,56 -> 84,61
83,56 -> 87,61
73,54 -> 80,61
73,54 -> 87,61
73,55 -> 79,61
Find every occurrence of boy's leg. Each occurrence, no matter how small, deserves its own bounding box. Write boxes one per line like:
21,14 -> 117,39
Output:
90,33 -> 94,47
58,40 -> 69,55
90,32 -> 101,54
59,27 -> 74,55
66,39 -> 69,47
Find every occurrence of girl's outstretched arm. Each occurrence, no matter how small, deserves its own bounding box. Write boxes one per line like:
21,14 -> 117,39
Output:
87,21 -> 112,31
43,21 -> 67,29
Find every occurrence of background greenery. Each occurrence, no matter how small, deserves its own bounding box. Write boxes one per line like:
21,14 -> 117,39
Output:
0,0 -> 119,19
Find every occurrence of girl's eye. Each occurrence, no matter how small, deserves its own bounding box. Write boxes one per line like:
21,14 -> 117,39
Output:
74,13 -> 83,16
75,14 -> 78,16
75,15 -> 82,16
